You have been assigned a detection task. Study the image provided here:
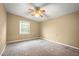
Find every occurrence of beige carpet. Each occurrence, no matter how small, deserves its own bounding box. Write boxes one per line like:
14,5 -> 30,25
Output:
2,39 -> 79,56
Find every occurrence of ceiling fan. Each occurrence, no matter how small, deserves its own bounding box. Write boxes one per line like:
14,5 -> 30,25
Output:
26,3 -> 49,17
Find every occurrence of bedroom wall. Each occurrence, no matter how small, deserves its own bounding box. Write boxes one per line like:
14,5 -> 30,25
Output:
41,11 -> 79,48
7,13 -> 40,43
0,4 -> 7,55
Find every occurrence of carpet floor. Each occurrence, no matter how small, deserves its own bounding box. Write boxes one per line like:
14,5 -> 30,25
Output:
2,39 -> 79,56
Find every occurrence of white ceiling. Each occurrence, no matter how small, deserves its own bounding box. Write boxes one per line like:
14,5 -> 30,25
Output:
4,3 -> 79,22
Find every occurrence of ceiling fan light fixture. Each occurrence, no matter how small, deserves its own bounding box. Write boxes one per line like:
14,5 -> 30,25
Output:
35,13 -> 40,17
28,6 -> 47,17
33,11 -> 42,17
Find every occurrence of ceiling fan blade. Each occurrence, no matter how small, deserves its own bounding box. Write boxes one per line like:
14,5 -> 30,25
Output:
43,13 -> 49,19
29,9 -> 34,12
25,8 -> 35,14
40,14 -> 43,17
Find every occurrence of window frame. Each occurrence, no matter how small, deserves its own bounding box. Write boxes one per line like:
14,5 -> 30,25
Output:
19,20 -> 30,35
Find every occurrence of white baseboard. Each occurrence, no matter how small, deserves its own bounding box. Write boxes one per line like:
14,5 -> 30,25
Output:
43,39 -> 79,50
0,45 -> 6,56
7,37 -> 40,44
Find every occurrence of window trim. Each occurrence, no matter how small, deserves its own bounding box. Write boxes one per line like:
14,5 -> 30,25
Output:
19,21 -> 30,35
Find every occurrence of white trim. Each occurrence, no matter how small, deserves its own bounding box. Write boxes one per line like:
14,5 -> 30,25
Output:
0,45 -> 6,56
43,39 -> 79,50
7,37 -> 40,44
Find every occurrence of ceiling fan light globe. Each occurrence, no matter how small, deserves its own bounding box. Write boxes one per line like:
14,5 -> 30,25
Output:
35,14 -> 39,17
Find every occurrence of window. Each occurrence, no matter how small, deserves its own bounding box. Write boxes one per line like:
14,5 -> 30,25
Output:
20,21 -> 30,34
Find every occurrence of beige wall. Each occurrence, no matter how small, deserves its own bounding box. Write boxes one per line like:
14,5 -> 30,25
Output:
0,4 -> 7,55
6,8 -> 79,48
7,13 -> 40,42
41,11 -> 79,48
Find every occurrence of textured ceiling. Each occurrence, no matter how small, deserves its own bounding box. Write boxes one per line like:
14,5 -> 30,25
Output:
4,3 -> 79,22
